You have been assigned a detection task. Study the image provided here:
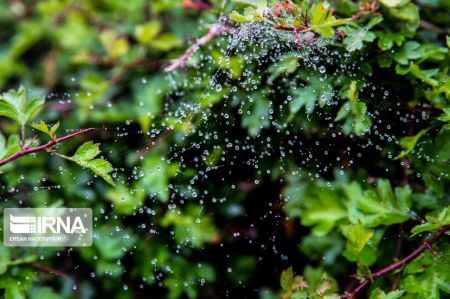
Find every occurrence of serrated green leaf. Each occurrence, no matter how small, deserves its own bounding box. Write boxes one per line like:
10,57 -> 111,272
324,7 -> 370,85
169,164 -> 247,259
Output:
31,121 -> 50,135
0,133 -> 20,160
404,248 -> 450,299
0,86 -> 44,129
395,128 -> 430,159
310,2 -> 348,38
281,266 -> 294,292
230,11 -> 252,23
370,288 -> 406,299
343,27 -> 376,52
343,223 -> 374,262
393,41 -> 421,65
49,121 -> 60,136
61,141 -> 115,186
411,207 -> 450,236
346,180 -> 412,227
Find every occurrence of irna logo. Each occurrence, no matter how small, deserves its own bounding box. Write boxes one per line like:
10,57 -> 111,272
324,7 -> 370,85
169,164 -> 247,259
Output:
3,208 -> 92,247
9,214 -> 87,234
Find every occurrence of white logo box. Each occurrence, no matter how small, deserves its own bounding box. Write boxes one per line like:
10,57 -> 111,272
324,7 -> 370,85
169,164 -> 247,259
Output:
3,208 -> 92,247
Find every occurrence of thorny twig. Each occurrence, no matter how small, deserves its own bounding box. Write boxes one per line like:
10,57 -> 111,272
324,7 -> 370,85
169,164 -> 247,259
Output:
164,24 -> 231,72
341,225 -> 450,298
0,128 -> 94,167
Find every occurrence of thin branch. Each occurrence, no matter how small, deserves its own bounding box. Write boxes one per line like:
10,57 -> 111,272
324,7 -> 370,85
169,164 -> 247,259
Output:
32,262 -> 71,280
132,129 -> 174,163
183,0 -> 213,11
164,24 -> 231,72
342,225 -> 450,298
85,54 -> 159,69
420,20 -> 446,34
0,128 -> 94,167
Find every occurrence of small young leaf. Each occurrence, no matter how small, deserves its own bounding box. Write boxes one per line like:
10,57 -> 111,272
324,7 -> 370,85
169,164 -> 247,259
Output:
31,121 -> 51,136
49,121 -> 60,136
230,11 -> 252,23
280,266 -> 294,292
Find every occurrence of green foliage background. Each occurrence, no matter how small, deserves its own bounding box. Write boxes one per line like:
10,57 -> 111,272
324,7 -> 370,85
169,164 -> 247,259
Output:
0,0 -> 449,298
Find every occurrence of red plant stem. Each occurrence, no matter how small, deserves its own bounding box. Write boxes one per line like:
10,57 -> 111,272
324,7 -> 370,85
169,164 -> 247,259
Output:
274,25 -> 296,31
32,262 -> 71,280
0,128 -> 94,167
164,24 -> 230,72
183,0 -> 213,11
342,225 -> 450,298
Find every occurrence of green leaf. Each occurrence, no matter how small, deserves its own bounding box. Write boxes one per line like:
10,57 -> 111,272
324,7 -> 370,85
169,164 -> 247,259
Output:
106,184 -> 145,215
28,287 -> 62,299
151,33 -> 182,51
389,3 -> 420,32
0,133 -> 20,160
134,21 -> 161,45
100,30 -> 129,59
345,180 -> 412,227
390,3 -> 419,22
0,267 -> 37,299
376,31 -> 405,50
268,53 -> 298,84
380,0 -> 410,7
0,86 -> 45,129
161,204 -> 217,248
393,41 -> 422,65
30,121 -> 59,138
62,141 -> 115,186
342,223 -> 374,262
344,27 -> 376,52
242,93 -> 270,136
281,266 -> 294,292
310,2 -> 348,38
370,288 -> 406,299
404,248 -> 450,299
395,128 -> 430,159
296,184 -> 347,236
411,207 -> 450,236
230,11 -> 252,23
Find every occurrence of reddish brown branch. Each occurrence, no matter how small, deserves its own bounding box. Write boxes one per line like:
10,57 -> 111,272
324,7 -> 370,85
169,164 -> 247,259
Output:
183,0 -> 212,11
132,129 -> 174,163
32,262 -> 71,280
419,20 -> 446,34
0,128 -> 94,167
85,54 -> 159,69
342,225 -> 450,298
164,24 -> 230,72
